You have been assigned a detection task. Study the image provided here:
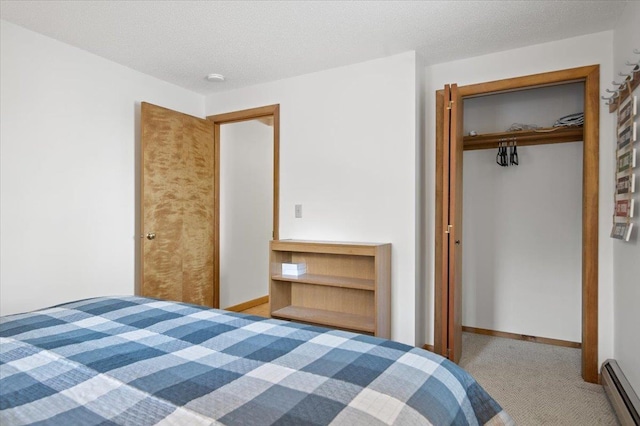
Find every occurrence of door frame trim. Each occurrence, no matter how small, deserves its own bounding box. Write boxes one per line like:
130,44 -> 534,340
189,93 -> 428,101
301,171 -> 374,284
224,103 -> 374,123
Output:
207,104 -> 280,309
434,65 -> 599,383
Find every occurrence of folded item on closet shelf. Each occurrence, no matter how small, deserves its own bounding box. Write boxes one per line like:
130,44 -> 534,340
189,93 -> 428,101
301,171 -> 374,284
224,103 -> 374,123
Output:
507,123 -> 541,131
553,112 -> 584,127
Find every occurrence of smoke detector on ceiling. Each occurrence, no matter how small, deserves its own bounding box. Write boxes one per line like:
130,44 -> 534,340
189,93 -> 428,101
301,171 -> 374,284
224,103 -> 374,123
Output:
206,73 -> 225,82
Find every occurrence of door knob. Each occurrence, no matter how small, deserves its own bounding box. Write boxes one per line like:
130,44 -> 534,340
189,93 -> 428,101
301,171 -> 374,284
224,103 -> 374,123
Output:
146,233 -> 156,240
455,240 -> 461,245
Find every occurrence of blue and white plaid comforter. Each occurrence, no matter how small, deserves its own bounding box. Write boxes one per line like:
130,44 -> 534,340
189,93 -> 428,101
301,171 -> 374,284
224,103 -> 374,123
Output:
0,296 -> 513,425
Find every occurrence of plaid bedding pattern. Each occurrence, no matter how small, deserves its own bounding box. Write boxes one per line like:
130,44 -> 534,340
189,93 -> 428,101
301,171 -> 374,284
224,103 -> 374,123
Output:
1,296 -> 513,425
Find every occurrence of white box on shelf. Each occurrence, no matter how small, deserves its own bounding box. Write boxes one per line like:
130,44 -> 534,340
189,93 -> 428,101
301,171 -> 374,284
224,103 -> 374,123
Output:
282,263 -> 307,276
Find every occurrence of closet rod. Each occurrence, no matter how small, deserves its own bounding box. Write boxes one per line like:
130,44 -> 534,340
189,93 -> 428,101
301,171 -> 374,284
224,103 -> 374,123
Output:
463,126 -> 583,151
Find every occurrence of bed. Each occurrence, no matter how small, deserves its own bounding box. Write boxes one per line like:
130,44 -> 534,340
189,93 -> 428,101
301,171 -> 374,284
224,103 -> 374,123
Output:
0,296 -> 513,425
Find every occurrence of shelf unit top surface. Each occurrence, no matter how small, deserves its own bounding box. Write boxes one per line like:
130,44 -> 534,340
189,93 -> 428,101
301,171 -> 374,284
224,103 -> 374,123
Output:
271,240 -> 389,255
274,239 -> 386,246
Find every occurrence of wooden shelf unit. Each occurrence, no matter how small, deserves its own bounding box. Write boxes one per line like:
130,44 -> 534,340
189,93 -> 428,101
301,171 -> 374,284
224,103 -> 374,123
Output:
463,126 -> 583,151
269,240 -> 391,338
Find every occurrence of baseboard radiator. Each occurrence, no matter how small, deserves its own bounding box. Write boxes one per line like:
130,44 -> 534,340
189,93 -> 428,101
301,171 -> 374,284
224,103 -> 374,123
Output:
601,359 -> 640,425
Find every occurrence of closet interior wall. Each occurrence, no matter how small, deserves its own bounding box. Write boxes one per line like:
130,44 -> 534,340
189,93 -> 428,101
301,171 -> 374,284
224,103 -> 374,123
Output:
462,83 -> 584,343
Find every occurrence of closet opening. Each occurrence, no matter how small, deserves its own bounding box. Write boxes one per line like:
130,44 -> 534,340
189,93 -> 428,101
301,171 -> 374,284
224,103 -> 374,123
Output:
434,65 -> 599,383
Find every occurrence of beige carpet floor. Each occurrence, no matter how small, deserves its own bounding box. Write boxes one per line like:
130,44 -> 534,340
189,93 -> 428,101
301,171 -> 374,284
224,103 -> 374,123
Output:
459,332 -> 618,425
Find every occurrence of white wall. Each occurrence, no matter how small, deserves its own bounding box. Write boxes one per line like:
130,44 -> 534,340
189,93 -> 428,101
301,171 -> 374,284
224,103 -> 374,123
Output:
462,85 -> 584,342
206,52 -> 418,345
423,31 -> 615,366
612,1 -> 640,394
415,53 -> 428,345
219,120 -> 273,308
0,20 -> 204,315
463,143 -> 583,341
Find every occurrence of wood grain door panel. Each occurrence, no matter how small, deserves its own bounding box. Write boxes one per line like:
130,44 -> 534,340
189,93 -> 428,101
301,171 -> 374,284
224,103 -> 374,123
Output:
181,115 -> 214,306
141,102 -> 214,307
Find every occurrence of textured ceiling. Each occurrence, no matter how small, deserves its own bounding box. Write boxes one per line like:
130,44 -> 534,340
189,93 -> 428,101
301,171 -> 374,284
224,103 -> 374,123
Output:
0,1 -> 627,95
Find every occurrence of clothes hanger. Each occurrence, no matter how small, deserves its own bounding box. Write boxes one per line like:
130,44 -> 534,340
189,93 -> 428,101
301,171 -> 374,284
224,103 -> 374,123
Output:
496,139 -> 504,166
510,138 -> 519,166
502,141 -> 509,166
496,139 -> 508,167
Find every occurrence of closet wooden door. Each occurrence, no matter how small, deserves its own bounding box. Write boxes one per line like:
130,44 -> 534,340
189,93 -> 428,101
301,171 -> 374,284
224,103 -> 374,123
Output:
436,84 -> 463,363
140,102 -> 215,307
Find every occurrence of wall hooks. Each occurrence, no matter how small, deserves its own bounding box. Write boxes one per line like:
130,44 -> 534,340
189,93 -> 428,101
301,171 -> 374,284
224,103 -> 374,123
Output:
620,69 -> 636,82
604,49 -> 639,108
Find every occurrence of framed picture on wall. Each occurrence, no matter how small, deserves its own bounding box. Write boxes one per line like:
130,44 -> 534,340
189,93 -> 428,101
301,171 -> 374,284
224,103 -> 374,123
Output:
617,148 -> 637,173
618,95 -> 637,127
615,199 -> 635,218
617,173 -> 636,194
617,121 -> 635,150
610,222 -> 634,241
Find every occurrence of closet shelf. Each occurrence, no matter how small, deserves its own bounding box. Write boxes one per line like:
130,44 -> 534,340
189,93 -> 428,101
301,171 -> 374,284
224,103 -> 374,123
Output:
463,126 -> 583,151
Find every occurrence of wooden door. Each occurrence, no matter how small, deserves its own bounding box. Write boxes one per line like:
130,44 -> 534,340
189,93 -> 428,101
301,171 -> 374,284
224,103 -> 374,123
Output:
140,102 -> 215,307
436,84 -> 463,362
